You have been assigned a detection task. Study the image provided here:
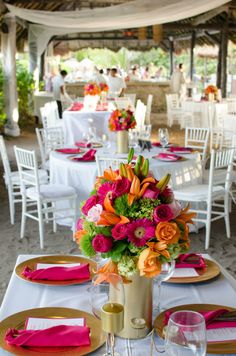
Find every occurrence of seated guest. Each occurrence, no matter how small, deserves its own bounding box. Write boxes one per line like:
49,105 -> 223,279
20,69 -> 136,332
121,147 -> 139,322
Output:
107,68 -> 126,97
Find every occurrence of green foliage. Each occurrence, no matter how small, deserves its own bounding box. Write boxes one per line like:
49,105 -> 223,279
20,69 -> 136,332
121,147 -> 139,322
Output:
102,240 -> 127,262
80,233 -> 96,257
114,194 -> 138,217
129,198 -> 160,220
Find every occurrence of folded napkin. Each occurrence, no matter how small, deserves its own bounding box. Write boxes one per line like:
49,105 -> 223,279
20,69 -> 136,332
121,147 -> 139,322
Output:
5,325 -> 90,347
96,104 -> 108,111
69,103 -> 84,111
156,153 -> 182,161
72,149 -> 97,162
22,264 -> 90,281
169,146 -> 192,153
175,253 -> 206,271
164,309 -> 236,330
75,141 -> 91,148
152,142 -> 161,147
55,148 -> 82,154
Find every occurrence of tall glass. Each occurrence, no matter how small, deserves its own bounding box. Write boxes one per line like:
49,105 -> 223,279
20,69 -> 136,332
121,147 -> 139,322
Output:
154,260 -> 175,313
158,128 -> 169,151
165,310 -> 207,356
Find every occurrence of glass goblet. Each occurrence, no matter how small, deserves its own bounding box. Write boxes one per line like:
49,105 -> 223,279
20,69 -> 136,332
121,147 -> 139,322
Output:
154,260 -> 175,313
165,310 -> 207,356
158,128 -> 169,151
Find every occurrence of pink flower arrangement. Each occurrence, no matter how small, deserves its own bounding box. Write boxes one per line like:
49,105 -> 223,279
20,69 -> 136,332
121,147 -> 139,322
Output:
108,109 -> 136,132
99,82 -> 109,92
126,218 -> 155,247
84,83 -> 101,96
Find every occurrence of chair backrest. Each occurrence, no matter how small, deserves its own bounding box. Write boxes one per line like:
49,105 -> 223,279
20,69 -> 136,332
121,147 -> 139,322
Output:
0,135 -> 12,185
40,106 -> 48,129
145,94 -> 153,124
44,127 -> 64,154
43,101 -> 60,128
208,148 -> 235,191
124,93 -> 136,106
35,128 -> 47,170
185,127 -> 210,162
227,99 -> 236,115
96,155 -> 127,176
135,99 -> 147,127
114,97 -> 132,110
14,146 -> 40,193
166,94 -> 180,110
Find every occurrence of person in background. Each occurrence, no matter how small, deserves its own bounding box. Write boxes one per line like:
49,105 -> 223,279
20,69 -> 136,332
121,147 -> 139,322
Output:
91,67 -> 107,84
107,68 -> 126,97
170,63 -> 186,96
142,66 -> 150,80
129,66 -> 141,81
155,66 -> 163,80
52,70 -> 67,119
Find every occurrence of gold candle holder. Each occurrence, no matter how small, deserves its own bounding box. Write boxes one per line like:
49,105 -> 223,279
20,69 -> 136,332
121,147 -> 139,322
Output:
101,303 -> 124,334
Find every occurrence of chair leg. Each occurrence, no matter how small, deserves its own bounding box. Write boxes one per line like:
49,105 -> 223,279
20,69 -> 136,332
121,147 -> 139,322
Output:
37,201 -> 45,249
52,202 -> 57,233
20,195 -> 27,239
205,204 -> 212,250
224,194 -> 231,238
8,188 -> 15,225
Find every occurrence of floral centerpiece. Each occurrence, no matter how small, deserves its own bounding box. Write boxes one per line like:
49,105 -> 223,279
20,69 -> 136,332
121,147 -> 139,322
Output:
83,83 -> 101,111
99,82 -> 109,93
75,149 -> 194,338
205,85 -> 218,101
109,109 -> 136,154
84,83 -> 101,96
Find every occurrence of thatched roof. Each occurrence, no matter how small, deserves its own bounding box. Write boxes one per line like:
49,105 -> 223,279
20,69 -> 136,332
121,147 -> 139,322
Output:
1,0 -> 236,53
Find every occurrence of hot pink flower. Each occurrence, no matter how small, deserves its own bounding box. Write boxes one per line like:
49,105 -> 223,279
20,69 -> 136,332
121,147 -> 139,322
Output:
126,219 -> 155,247
82,195 -> 98,216
153,204 -> 173,223
111,224 -> 128,240
97,182 -> 115,205
112,177 -> 131,197
76,218 -> 84,230
92,234 -> 113,253
143,184 -> 160,199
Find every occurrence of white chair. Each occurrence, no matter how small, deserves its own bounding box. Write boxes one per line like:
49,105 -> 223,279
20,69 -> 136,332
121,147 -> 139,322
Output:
124,93 -> 136,106
44,126 -> 64,156
185,127 -> 210,163
145,94 -> 153,125
0,136 -> 48,225
227,99 -> 236,115
41,101 -> 62,128
174,148 -> 235,249
35,128 -> 49,171
135,100 -> 147,127
14,146 -> 77,249
166,94 -> 182,127
114,97 -> 132,110
96,155 -> 128,177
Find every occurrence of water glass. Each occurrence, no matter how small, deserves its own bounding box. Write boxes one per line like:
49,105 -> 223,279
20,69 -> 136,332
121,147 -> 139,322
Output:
154,260 -> 175,313
140,124 -> 152,140
129,129 -> 139,149
102,134 -> 111,153
158,128 -> 169,150
165,310 -> 207,356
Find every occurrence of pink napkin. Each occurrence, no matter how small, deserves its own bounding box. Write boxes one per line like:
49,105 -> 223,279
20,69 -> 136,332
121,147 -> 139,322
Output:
175,253 -> 206,272
5,325 -> 90,347
69,103 -> 84,111
155,153 -> 182,161
22,264 -> 90,281
72,149 -> 97,162
75,141 -> 91,148
152,142 -> 161,147
55,148 -> 82,154
169,146 -> 192,153
164,309 -> 236,330
96,104 -> 108,111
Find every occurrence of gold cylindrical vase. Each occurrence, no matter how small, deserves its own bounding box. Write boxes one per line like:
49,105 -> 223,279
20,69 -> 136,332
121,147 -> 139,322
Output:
110,273 -> 153,339
116,130 -> 129,154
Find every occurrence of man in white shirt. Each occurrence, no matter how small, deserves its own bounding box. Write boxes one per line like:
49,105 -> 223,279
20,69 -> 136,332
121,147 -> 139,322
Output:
170,63 -> 186,96
52,70 -> 67,118
107,68 -> 126,98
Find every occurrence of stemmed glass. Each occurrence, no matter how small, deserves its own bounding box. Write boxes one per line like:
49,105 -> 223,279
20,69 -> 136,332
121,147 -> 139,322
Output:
102,134 -> 111,154
154,260 -> 175,313
89,273 -> 125,356
140,124 -> 152,140
158,128 -> 169,151
129,129 -> 139,149
165,310 -> 207,356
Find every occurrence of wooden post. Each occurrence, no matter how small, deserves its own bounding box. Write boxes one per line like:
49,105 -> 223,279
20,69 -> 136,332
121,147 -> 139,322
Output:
220,28 -> 228,98
217,33 -> 222,89
169,38 -> 174,76
190,31 -> 196,81
39,51 -> 45,82
1,14 -> 20,137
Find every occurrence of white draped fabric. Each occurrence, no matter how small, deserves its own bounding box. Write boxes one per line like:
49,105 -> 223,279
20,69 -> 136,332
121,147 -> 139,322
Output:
7,0 -> 229,55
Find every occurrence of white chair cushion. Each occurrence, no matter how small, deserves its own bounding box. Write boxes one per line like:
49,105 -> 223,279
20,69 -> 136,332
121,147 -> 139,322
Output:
174,184 -> 225,201
26,184 -> 76,201
5,170 -> 48,186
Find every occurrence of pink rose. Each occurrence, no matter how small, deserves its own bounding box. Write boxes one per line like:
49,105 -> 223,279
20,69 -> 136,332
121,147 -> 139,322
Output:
76,218 -> 84,230
82,195 -> 98,216
87,204 -> 103,222
153,204 -> 174,223
111,224 -> 128,240
143,184 -> 159,199
92,234 -> 113,253
168,200 -> 181,219
112,177 -> 131,196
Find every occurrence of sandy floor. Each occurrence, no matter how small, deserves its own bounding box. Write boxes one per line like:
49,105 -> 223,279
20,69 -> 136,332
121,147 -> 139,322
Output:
0,118 -> 236,303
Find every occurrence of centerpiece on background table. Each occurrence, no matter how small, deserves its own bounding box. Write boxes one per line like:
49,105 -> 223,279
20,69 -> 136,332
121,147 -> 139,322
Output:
84,83 -> 101,110
109,109 -> 136,154
204,85 -> 218,102
99,82 -> 109,106
75,149 -> 194,339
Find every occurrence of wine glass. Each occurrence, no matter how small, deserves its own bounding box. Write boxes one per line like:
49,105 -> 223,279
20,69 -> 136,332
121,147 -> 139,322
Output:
154,260 -> 175,313
89,273 -> 125,356
158,128 -> 169,151
102,134 -> 111,154
140,125 -> 152,140
129,129 -> 139,149
165,310 -> 207,356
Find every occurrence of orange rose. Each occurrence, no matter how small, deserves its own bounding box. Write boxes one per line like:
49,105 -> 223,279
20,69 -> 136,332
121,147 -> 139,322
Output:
155,222 -> 180,244
138,248 -> 162,278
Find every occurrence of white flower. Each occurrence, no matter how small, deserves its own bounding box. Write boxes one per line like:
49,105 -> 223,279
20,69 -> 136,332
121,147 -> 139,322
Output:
87,204 -> 103,222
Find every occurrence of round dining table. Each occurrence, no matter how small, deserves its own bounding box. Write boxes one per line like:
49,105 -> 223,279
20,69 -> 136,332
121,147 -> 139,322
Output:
49,147 -> 201,226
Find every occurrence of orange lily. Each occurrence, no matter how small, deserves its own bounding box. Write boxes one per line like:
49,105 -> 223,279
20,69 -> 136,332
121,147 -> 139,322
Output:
146,241 -> 171,259
97,211 -> 129,226
177,204 -> 196,224
95,260 -> 131,285
128,175 -> 156,205
74,229 -> 87,244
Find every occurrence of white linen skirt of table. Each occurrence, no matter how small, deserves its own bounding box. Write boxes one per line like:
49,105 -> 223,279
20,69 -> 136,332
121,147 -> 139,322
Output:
50,150 -> 201,226
62,110 -> 112,144
0,254 -> 236,355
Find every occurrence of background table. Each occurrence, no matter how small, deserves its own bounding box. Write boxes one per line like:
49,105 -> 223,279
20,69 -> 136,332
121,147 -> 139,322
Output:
33,91 -> 54,123
0,254 -> 236,355
63,110 -> 112,144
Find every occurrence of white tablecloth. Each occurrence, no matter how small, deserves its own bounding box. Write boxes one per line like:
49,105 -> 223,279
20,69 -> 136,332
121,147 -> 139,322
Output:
0,254 -> 236,355
62,110 -> 112,144
50,148 -> 201,225
33,91 -> 54,122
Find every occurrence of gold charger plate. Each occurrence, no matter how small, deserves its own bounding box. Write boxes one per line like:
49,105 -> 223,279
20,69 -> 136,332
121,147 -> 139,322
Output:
167,259 -> 221,284
15,255 -> 97,286
0,307 -> 106,356
154,303 -> 236,354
